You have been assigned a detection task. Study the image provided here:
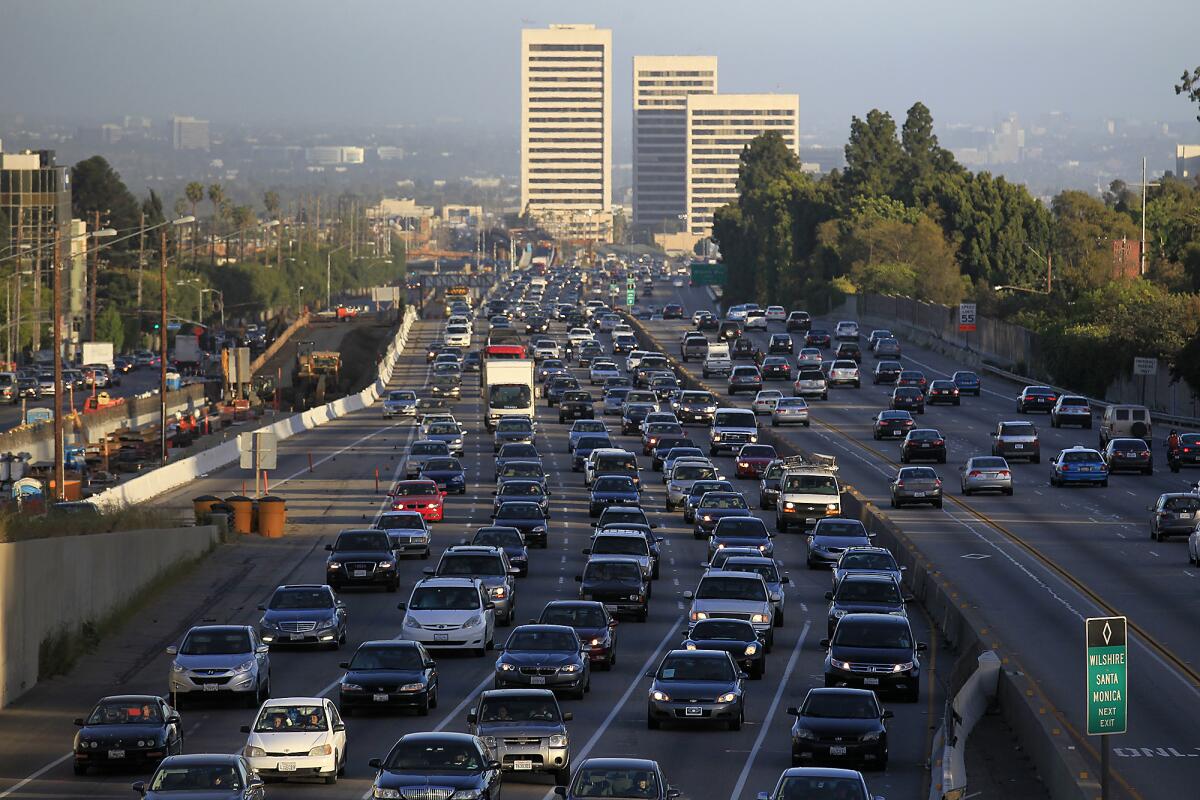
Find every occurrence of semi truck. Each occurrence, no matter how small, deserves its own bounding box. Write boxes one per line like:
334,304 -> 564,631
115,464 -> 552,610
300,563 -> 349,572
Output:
481,358 -> 534,431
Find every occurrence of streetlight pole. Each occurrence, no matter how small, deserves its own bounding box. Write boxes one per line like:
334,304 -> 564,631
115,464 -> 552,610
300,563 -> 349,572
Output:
160,229 -> 169,464
326,244 -> 349,310
52,227 -> 65,501
297,285 -> 304,314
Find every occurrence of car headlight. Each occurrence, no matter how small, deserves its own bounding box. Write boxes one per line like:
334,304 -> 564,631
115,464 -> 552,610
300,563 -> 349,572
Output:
450,790 -> 484,800
171,662 -> 185,673
490,587 -> 507,599
374,790 -> 402,799
308,743 -> 333,757
399,682 -> 425,692
532,526 -> 546,532
826,503 -> 839,512
561,664 -> 580,673
498,663 -> 516,672
690,611 -> 708,621
462,614 -> 481,629
317,617 -> 337,629
702,515 -> 712,522
711,432 -> 722,441
650,690 -> 671,701
327,561 -> 342,570
244,745 -> 266,758
232,659 -> 255,673
404,615 -> 422,629
861,731 -> 882,742
830,658 -> 851,670
750,435 -> 758,442
892,661 -> 915,673
378,561 -> 395,569
341,683 -> 363,692
549,734 -> 568,748
744,643 -> 759,656
832,609 -> 847,618
783,502 -> 795,510
750,613 -> 770,624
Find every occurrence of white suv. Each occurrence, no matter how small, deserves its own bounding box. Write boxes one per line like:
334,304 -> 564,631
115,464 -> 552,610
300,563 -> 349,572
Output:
765,305 -> 787,322
399,577 -> 496,656
834,321 -> 860,341
702,342 -> 732,377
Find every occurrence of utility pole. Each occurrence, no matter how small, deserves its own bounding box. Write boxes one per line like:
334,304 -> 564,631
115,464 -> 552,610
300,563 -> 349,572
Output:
160,230 -> 169,463
51,226 -> 65,501
137,211 -> 145,308
88,209 -> 100,340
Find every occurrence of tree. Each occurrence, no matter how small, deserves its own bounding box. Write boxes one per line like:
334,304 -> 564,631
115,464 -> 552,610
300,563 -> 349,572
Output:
900,102 -> 960,205
1175,66 -> 1200,123
185,182 -> 205,266
841,110 -> 906,201
207,184 -> 224,265
94,303 -> 125,351
70,156 -> 140,236
231,205 -> 256,261
1050,190 -> 1139,296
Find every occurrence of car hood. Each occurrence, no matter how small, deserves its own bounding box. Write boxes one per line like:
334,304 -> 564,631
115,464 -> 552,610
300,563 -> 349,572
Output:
811,536 -> 870,550
330,548 -> 394,561
499,651 -> 580,668
262,609 -> 336,624
394,494 -> 441,504
344,668 -> 426,685
172,652 -> 253,670
77,722 -> 166,743
653,678 -> 737,699
831,600 -> 904,616
713,535 -> 770,549
246,729 -> 328,753
146,791 -> 244,800
583,578 -> 644,592
376,771 -> 485,791
829,644 -> 915,665
691,598 -> 769,615
421,470 -> 463,481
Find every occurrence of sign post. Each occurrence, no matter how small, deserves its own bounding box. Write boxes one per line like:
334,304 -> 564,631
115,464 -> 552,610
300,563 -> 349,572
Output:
626,278 -> 636,307
239,431 -> 278,498
1132,357 -> 1157,404
1086,615 -> 1127,800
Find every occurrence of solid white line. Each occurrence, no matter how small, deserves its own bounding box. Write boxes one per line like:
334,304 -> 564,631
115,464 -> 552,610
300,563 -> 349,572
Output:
728,620 -> 812,800
0,753 -> 73,798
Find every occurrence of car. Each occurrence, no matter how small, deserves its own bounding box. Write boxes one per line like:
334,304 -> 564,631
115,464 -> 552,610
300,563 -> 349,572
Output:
673,390 -> 718,425
428,546 -> 519,625
468,689 -> 573,784
559,390 -> 595,423
765,305 -> 787,322
693,490 -> 752,539
735,443 -> 778,479
382,389 -> 418,418
793,368 -> 829,400
555,758 -> 680,800
663,302 -> 684,319
831,546 -> 905,592
872,410 -> 915,440
613,333 -> 639,354
389,480 -> 446,522
822,613 -> 924,701
601,387 -> 631,416
545,375 -> 581,406
462,351 -> 482,372
708,515 -> 775,561
807,518 -> 873,569
576,555 -> 650,621
1149,493 -> 1200,542
786,311 -> 812,332
899,429 -> 946,464
257,584 -> 347,648
873,337 -> 902,359
683,617 -> 766,679
761,356 -> 792,381
1169,432 -> 1200,472
757,460 -> 786,510
796,347 -> 824,368
889,466 -> 943,508
806,329 -> 831,348
951,370 -> 981,396
768,333 -> 795,354
398,577 -> 496,655
589,361 -> 621,385
834,321 -> 859,341
721,554 -> 790,624
896,370 -> 926,391
589,528 -> 661,579
709,407 -> 759,455
646,648 -> 746,730
732,336 -> 758,359
326,528 -> 401,590
132,754 -> 263,798
539,600 -> 618,670
828,360 -> 860,388
729,365 -> 762,395
494,478 -> 550,517
585,448 -> 641,488
990,420 -> 1040,463
757,767 -> 879,800
494,416 -> 536,452
374,511 -> 432,558
834,342 -> 862,363
866,329 -> 893,349
771,397 -> 810,427
787,688 -> 891,769
493,625 -> 590,698
588,475 -> 642,517
642,421 -> 684,455
165,625 -> 270,707
872,360 -> 902,384
368,732 -> 501,799
572,434 -> 615,472
73,695 -> 182,775
660,447 -> 706,477
239,696 -> 346,784
420,456 -> 468,494
337,639 -> 438,715
890,386 -> 925,414
425,341 -> 446,362
497,442 -> 542,474
694,311 -> 719,330
650,374 -> 682,403
745,309 -> 768,330
496,460 -> 549,491
753,389 -> 784,416
926,380 -> 960,405
405,439 -> 451,478
537,358 -> 568,383
1099,404 -> 1153,446
1049,446 -> 1109,487
1050,394 -> 1092,428
1017,385 -> 1059,414
494,500 -> 551,548
622,402 -> 658,435
960,456 -> 1013,496
471,526 -> 530,577
683,479 -> 735,523
1102,437 -> 1154,475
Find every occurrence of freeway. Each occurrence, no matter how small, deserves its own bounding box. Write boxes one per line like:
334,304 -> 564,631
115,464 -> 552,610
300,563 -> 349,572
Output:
0,301 -> 937,799
0,368 -> 163,434
639,283 -> 1200,800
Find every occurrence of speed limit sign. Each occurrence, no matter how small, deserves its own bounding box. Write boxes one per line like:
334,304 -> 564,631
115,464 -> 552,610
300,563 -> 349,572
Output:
958,303 -> 977,332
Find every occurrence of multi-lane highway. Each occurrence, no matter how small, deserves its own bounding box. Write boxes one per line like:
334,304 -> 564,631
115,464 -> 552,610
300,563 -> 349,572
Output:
0,299 -> 937,800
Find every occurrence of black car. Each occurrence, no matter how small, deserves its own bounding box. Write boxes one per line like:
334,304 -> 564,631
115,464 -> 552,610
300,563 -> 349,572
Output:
872,361 -> 902,384
805,329 -> 831,348
926,380 -> 960,406
338,640 -> 438,715
890,386 -> 925,414
663,303 -> 684,319
760,357 -> 792,381
718,321 -> 742,341
622,402 -> 658,435
493,500 -> 550,548
767,334 -> 795,355
674,390 -> 717,424
645,649 -> 745,730
257,584 -> 348,648
787,688 -> 891,770
494,624 -> 590,698
834,342 -> 862,363
732,337 -> 757,359
134,754 -> 263,798
369,733 -> 501,800
576,556 -> 650,621
872,410 -> 914,440
1168,432 -> 1200,472
1102,437 -> 1154,475
786,311 -> 812,332
900,429 -> 946,463
758,460 -> 785,510
651,437 -> 697,471
559,390 -> 595,423
821,613 -> 924,702
546,376 -> 581,407
462,351 -> 482,373
74,695 -> 182,775
496,443 -> 542,474
825,574 -> 906,638
472,526 -> 530,576
539,600 -> 618,670
682,618 -> 765,678
325,529 -> 399,592
555,758 -> 680,800
1017,385 -> 1059,413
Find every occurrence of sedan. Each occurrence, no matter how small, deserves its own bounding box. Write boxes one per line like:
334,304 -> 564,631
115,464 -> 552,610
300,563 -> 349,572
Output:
494,625 -> 590,698
805,329 -> 831,348
683,618 -> 765,679
556,758 -> 681,800
787,689 -> 891,770
952,370 -> 981,396
568,420 -> 608,451
728,365 -> 763,395
1150,493 -> 1200,543
572,434 -> 614,472
693,491 -> 752,539
872,410 -> 914,440
1102,437 -> 1154,475
1050,394 -> 1092,428
900,429 -> 946,464
493,480 -> 550,518
1049,447 -> 1109,487
494,501 -> 551,547
589,475 -> 642,517
826,575 -> 906,638
925,380 -> 960,406
807,518 -> 873,569
683,479 -> 736,524
873,338 -> 902,359
133,754 -> 263,799
889,466 -> 943,508
735,444 -> 779,479
338,640 -> 438,715
821,613 -> 924,702
960,456 -> 1013,496
423,421 -> 465,457
257,584 -> 347,648
369,733 -> 500,800
768,333 -> 795,355
761,356 -> 792,381
74,695 -> 182,775
419,457 -> 467,494
832,546 -> 905,592
796,347 -> 823,367
771,397 -> 810,427
1017,385 -> 1058,413
896,370 -> 926,391
753,390 -> 784,416
540,600 -> 618,670
890,387 -> 925,414
493,417 -> 535,452
646,649 -> 746,730
389,480 -> 445,522
759,767 -> 878,800
872,361 -> 902,384
497,443 -> 542,474
708,515 -> 775,559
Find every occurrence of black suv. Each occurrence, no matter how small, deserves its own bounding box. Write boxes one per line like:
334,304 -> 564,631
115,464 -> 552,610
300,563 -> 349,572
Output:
575,556 -> 650,621
325,529 -> 398,592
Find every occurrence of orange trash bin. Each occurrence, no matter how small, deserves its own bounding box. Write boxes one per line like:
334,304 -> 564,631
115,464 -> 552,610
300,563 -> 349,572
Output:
224,495 -> 254,534
257,495 -> 287,538
192,494 -> 221,525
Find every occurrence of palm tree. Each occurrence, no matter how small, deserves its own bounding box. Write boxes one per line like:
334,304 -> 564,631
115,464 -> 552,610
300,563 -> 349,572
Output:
185,182 -> 204,265
232,205 -> 256,261
263,191 -> 281,265
207,183 -> 224,266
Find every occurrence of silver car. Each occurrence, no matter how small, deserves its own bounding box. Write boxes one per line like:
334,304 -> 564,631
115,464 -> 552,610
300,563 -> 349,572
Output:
771,397 -> 810,427
468,689 -> 572,783
405,440 -> 451,478
793,369 -> 828,400
890,466 -> 943,508
666,461 -> 719,511
166,625 -> 270,704
1151,493 -> 1200,542
959,456 -> 1013,496
382,390 -> 417,418
991,420 -> 1040,463
428,546 -> 519,625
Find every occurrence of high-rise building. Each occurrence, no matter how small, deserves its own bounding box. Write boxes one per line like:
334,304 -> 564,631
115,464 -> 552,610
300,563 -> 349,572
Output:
684,94 -> 799,237
171,116 -> 210,151
520,24 -> 612,239
632,55 -> 717,232
1177,144 -> 1200,179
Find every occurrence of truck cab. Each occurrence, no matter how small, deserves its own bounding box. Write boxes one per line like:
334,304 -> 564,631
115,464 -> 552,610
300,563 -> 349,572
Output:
774,454 -> 841,532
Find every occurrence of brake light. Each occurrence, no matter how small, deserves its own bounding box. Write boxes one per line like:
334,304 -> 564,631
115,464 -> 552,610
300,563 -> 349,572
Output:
895,481 -> 904,488
933,440 -> 944,446
1025,395 -> 1035,401
1185,448 -> 1193,453
968,471 -> 981,478
998,470 -> 1010,478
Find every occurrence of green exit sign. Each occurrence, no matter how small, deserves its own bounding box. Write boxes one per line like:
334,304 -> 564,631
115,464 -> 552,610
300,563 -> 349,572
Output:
1086,616 -> 1127,735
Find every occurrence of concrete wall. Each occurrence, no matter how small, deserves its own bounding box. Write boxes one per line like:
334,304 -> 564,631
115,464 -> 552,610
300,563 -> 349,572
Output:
0,525 -> 220,707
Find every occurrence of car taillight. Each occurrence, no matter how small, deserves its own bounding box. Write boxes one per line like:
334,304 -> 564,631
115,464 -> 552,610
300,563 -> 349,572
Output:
895,481 -> 904,487
933,440 -> 944,446
1139,451 -> 1150,457
1025,395 -> 1035,401
1185,448 -> 1193,453
998,470 -> 1010,478
968,471 -> 982,478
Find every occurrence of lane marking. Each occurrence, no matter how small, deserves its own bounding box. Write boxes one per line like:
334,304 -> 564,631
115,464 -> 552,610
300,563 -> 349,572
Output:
0,753 -> 73,798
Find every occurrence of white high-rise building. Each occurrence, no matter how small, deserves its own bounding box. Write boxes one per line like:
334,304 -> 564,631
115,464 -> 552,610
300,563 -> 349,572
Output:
171,116 -> 209,151
632,55 -> 718,232
520,24 -> 612,239
685,94 -> 799,237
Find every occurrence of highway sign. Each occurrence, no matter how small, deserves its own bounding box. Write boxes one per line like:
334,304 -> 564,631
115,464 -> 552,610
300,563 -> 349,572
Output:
609,282 -> 620,297
958,303 -> 977,332
1132,357 -> 1158,376
690,261 -> 727,286
1086,616 -> 1127,736
626,278 -> 636,307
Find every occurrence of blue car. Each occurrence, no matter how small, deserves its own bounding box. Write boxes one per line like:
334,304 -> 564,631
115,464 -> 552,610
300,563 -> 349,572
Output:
589,475 -> 641,517
419,457 -> 467,494
573,434 -> 613,472
1050,446 -> 1109,487
952,370 -> 981,396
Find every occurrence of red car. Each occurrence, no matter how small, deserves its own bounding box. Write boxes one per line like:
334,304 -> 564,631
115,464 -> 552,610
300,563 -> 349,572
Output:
389,479 -> 445,522
735,444 -> 778,479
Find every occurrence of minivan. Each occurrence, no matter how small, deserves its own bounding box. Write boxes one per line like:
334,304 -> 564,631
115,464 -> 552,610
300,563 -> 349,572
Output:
1100,404 -> 1151,446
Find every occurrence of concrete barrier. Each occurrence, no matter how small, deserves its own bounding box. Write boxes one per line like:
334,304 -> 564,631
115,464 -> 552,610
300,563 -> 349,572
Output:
0,525 -> 220,707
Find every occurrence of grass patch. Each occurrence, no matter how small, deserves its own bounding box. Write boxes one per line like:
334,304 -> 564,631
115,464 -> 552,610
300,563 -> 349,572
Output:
0,506 -> 180,544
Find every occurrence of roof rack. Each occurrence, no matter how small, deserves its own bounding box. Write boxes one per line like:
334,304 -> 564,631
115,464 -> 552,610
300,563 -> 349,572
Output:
780,453 -> 838,471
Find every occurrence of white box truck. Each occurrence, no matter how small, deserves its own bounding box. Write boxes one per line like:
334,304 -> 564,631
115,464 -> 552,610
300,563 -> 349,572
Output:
481,358 -> 535,431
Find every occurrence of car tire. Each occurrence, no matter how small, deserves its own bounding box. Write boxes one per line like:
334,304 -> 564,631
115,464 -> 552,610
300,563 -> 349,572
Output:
903,686 -> 920,703
804,421 -> 811,427
962,486 -> 971,496
934,499 -> 943,509
776,517 -> 788,533
729,708 -> 743,731
1101,479 -> 1109,487
774,609 -> 784,627
1004,487 -> 1014,496
637,608 -> 649,623
324,769 -> 337,785
752,659 -> 765,679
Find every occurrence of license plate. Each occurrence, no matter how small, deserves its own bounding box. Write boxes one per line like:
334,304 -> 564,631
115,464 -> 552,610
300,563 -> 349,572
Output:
434,633 -> 449,641
202,683 -> 219,692
829,745 -> 847,756
513,760 -> 533,771
863,677 -> 880,685
685,706 -> 703,716
107,749 -> 125,759
373,693 -> 389,702
278,762 -> 297,773
1181,512 -> 1194,519
1013,444 -> 1024,450
288,633 -> 304,641
530,676 -> 547,685
353,570 -> 368,578
913,491 -> 926,497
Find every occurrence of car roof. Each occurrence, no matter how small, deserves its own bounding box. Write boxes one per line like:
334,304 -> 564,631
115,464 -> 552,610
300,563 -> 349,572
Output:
701,569 -> 766,581
663,647 -> 729,659
479,688 -> 559,700
95,694 -> 164,704
837,572 -> 901,585
355,639 -> 423,650
158,754 -> 244,767
260,696 -> 329,706
577,757 -> 661,770
585,555 -> 644,565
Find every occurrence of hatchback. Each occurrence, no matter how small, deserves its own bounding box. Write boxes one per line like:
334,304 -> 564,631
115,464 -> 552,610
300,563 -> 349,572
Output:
1102,437 -> 1153,475
1150,493 -> 1200,542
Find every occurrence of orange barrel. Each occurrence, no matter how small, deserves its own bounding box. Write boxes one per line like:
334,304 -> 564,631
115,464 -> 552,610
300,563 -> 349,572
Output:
257,495 -> 286,538
224,495 -> 254,534
192,494 -> 221,525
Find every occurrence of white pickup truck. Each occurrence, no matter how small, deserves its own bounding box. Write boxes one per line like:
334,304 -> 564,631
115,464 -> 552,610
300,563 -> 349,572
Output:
702,341 -> 732,378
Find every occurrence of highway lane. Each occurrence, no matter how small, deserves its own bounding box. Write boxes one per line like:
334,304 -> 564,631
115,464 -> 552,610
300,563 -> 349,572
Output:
0,301 -> 932,800
0,368 -> 162,434
641,284 -> 1200,799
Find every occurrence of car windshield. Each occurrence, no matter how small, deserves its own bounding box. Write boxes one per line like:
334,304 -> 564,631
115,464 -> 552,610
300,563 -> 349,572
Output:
592,537 -> 647,556
385,740 -> 483,771
584,562 -> 642,582
840,553 -> 897,571
501,483 -> 543,497
999,423 -> 1035,436
837,580 -> 902,603
577,436 -> 613,451
500,463 -> 543,480
410,586 -> 479,610
542,605 -> 607,627
701,494 -> 747,509
411,443 -> 447,455
895,387 -> 921,398
424,458 -> 461,472
780,474 -> 838,494
777,399 -> 806,409
478,697 -> 562,722
269,589 -> 333,610
490,385 -> 532,409
473,529 -> 523,548
388,391 -> 414,402
697,576 -> 765,600
87,701 -> 163,725
500,444 -> 539,458
814,520 -> 868,537
726,562 -> 779,582
427,423 -> 458,435
391,484 -> 436,498
740,446 -> 775,458
439,555 -> 505,576
180,630 -> 250,655
658,654 -> 734,681
496,503 -> 540,519
593,477 -> 636,492
834,620 -> 913,649
806,691 -> 884,720
690,482 -> 731,498
1111,439 -> 1148,450
572,768 -> 661,798
150,765 -> 243,792
900,468 -> 938,480
714,411 -> 755,427
716,518 -> 767,537
597,455 -> 638,472
574,421 -> 607,433
254,704 -> 327,733
349,646 -> 424,670
505,629 -> 578,651
674,465 -> 716,481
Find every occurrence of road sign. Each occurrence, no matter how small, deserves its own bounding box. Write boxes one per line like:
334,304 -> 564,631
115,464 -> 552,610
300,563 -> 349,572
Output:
626,278 -> 636,307
958,303 -> 977,333
1132,357 -> 1158,376
609,282 -> 620,297
238,431 -> 278,471
1086,616 -> 1127,736
689,261 -> 727,286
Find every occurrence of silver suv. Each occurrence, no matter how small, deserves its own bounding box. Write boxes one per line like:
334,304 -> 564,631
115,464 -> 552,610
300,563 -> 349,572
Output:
166,625 -> 270,706
468,689 -> 572,785
684,570 -> 776,651
709,407 -> 758,456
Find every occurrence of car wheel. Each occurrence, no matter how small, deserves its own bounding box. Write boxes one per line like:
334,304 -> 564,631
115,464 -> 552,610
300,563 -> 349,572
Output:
934,499 -> 943,509
729,708 -> 743,731
904,685 -> 920,703
962,485 -> 970,496
338,748 -> 347,776
555,766 -> 572,786
776,517 -> 788,533
1100,479 -> 1109,487
324,769 -> 337,785
774,609 -> 784,627
637,608 -> 649,623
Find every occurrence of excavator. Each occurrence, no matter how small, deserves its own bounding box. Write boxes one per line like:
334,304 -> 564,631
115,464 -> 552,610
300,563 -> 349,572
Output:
291,340 -> 342,409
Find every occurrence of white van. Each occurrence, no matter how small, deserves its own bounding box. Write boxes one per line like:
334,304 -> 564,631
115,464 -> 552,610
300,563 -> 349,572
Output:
702,342 -> 732,378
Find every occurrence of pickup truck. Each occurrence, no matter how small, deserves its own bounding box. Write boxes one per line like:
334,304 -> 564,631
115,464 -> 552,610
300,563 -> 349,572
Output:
681,333 -> 709,362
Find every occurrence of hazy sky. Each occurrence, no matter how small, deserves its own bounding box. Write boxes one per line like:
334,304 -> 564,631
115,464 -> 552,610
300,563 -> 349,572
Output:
4,0 -> 1197,137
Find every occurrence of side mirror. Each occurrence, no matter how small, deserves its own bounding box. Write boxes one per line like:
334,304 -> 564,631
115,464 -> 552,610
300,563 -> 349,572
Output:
240,725 -> 251,734
333,722 -> 346,732
785,706 -> 800,716
256,645 -> 269,654
574,575 -> 583,582
488,760 -> 501,770
422,567 -> 435,575
368,758 -> 383,770
582,548 -> 592,555
132,781 -> 147,796
256,604 -> 266,611
769,593 -> 782,603
166,713 -> 181,724
165,645 -> 178,656
492,490 -> 498,496
780,576 -> 790,584
824,591 -> 834,600
883,709 -> 895,719
554,789 -> 568,798
650,523 -> 659,529
396,602 -> 408,611
325,544 -> 333,551
485,602 -> 496,610
917,642 -> 928,652
609,619 -> 619,627
338,661 -> 350,669
819,638 -> 831,648
644,670 -> 656,678
74,717 -> 85,726
683,590 -> 694,600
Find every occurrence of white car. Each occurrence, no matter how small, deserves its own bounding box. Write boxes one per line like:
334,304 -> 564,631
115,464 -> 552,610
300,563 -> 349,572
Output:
590,361 -> 621,385
673,277 -> 685,288
399,577 -> 496,656
534,344 -> 560,361
828,360 -> 861,388
834,320 -> 860,341
242,697 -> 347,784
445,325 -> 471,348
726,305 -> 749,322
752,390 -> 783,415
744,310 -> 768,330
796,348 -> 823,367
626,350 -> 649,373
568,328 -> 594,346
765,306 -> 787,322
